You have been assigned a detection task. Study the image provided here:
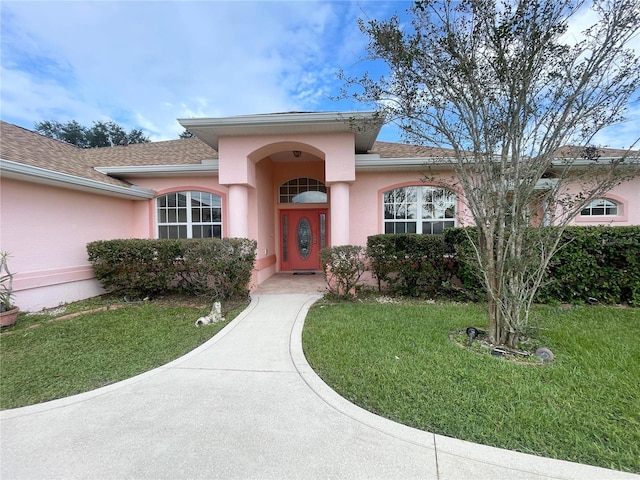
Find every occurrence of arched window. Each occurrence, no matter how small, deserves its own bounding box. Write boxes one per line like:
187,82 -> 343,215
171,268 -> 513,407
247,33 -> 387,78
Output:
383,186 -> 457,234
580,198 -> 618,216
279,178 -> 327,204
157,191 -> 222,239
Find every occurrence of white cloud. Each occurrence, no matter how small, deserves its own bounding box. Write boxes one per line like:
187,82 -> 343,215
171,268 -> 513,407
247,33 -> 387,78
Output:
1,1 -> 637,148
592,103 -> 640,149
562,1 -> 640,53
1,0 -> 385,140
560,1 -> 640,149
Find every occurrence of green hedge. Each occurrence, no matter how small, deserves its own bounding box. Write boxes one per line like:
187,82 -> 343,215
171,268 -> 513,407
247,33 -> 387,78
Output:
444,226 -> 640,306
87,238 -> 256,300
443,227 -> 485,300
538,226 -> 640,306
367,234 -> 453,297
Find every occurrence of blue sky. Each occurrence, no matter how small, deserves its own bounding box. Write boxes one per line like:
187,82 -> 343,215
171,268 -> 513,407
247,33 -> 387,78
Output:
1,1 -> 638,147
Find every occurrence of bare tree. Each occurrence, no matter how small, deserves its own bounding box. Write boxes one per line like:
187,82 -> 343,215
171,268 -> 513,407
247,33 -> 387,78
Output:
342,0 -> 640,347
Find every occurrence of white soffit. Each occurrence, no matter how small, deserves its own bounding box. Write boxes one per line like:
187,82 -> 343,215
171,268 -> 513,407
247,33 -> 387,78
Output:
356,155 -> 640,171
95,162 -> 219,178
355,154 -> 454,171
178,111 -> 384,153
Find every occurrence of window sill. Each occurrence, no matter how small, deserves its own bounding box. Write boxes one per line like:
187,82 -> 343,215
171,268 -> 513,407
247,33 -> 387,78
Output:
575,215 -> 627,224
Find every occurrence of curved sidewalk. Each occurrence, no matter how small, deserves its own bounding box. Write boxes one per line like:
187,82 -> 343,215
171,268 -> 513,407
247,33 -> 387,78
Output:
1,293 -> 637,479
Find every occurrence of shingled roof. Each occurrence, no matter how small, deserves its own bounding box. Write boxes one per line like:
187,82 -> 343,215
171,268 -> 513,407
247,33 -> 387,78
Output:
83,135 -> 219,166
371,141 -> 638,160
0,121 -> 219,188
369,141 -> 455,158
1,121 -> 129,188
553,145 -> 638,159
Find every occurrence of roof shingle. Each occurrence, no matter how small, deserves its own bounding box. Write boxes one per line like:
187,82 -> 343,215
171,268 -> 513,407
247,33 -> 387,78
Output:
371,141 -> 455,158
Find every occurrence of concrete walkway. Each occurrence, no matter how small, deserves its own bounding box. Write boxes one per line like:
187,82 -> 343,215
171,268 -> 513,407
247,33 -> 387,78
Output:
1,284 -> 637,479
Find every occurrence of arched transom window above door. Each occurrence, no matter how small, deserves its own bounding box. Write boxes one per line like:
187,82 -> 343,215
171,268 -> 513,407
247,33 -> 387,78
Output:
279,178 -> 328,204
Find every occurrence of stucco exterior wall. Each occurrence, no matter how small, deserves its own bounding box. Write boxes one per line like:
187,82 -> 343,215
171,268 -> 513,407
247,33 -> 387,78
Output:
253,158 -> 276,285
569,179 -> 640,226
271,161 -> 326,191
0,178 -> 139,311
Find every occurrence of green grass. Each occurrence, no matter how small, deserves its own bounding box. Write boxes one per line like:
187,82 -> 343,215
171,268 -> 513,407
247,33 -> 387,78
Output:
0,296 -> 248,409
303,300 -> 640,473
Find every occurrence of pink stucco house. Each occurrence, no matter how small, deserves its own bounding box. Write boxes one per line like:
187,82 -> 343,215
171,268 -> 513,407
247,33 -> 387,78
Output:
1,111 -> 638,311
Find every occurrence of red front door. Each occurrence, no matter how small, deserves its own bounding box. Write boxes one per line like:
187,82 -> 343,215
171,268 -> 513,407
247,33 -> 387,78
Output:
280,209 -> 328,271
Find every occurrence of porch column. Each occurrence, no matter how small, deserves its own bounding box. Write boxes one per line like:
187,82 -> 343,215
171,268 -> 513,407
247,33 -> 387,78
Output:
330,182 -> 350,246
228,184 -> 249,238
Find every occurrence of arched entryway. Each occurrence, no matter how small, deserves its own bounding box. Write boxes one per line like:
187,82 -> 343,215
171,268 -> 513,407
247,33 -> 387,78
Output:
177,111 -> 383,286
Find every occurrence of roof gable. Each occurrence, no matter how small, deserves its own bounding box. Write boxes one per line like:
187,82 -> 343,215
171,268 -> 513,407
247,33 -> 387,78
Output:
178,111 -> 384,153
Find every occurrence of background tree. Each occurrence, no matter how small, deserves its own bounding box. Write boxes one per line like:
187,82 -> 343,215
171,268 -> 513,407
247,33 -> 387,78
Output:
179,129 -> 194,138
342,0 -> 640,347
35,120 -> 90,148
35,120 -> 150,147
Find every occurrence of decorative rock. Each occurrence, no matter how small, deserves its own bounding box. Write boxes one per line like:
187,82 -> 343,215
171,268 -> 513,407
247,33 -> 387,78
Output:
534,347 -> 554,362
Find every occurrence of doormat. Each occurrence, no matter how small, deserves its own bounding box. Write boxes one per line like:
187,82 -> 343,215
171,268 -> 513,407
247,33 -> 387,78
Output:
293,272 -> 316,275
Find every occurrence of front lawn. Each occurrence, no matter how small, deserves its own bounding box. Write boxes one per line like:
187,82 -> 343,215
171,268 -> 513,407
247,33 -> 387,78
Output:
0,296 -> 248,409
302,300 -> 640,473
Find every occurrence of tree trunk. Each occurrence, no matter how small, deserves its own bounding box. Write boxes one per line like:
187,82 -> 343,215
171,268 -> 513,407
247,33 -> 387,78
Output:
488,296 -> 499,343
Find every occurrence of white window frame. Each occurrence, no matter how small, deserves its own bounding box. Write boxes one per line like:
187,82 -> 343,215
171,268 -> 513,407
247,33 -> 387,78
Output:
156,190 -> 222,239
580,198 -> 619,217
383,186 -> 457,234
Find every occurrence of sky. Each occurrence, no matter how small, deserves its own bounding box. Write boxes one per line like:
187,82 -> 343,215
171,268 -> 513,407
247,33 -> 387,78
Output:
1,0 -> 638,147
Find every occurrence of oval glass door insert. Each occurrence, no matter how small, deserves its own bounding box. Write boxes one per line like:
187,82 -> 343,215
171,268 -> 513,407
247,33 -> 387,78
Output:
297,218 -> 311,259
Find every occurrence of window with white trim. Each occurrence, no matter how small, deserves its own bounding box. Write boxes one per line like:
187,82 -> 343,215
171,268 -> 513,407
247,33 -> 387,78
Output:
580,198 -> 618,216
157,191 -> 222,239
279,177 -> 327,204
383,186 -> 457,234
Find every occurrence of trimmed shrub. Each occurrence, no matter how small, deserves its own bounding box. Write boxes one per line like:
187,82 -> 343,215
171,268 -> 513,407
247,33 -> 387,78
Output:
319,245 -> 367,298
538,226 -> 640,306
87,238 -> 256,300
443,227 -> 484,299
86,239 -> 182,298
444,226 -> 640,306
367,234 -> 453,297
179,238 -> 257,300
